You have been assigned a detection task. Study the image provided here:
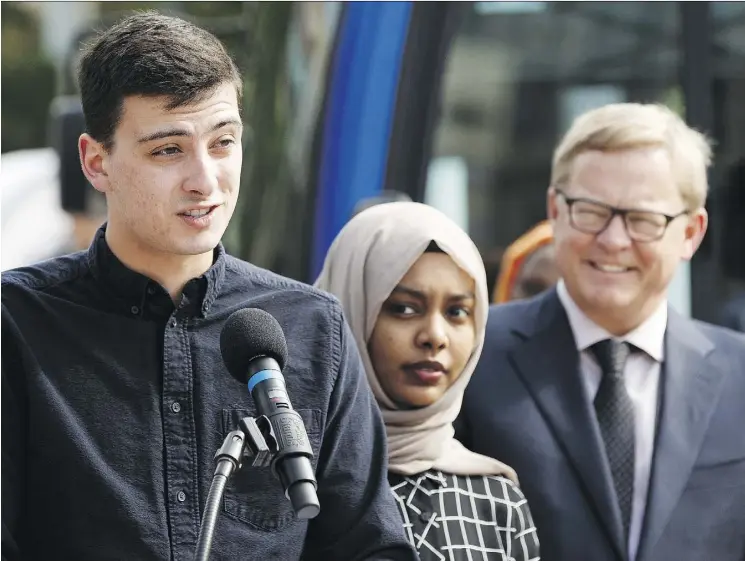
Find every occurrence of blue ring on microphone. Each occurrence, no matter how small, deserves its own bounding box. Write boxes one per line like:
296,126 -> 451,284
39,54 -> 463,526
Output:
248,369 -> 284,393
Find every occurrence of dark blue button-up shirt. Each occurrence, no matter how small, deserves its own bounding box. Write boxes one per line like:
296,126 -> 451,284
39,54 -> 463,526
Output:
2,227 -> 415,561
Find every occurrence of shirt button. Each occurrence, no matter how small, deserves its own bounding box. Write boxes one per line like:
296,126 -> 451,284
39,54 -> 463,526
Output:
147,286 -> 156,295
170,318 -> 177,328
177,491 -> 186,502
171,401 -> 181,413
419,511 -> 435,523
130,306 -> 139,315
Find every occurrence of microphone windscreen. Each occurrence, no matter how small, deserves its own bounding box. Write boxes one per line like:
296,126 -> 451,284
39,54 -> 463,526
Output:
220,308 -> 289,383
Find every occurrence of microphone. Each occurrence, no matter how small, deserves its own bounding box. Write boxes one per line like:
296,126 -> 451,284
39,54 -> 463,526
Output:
220,308 -> 320,519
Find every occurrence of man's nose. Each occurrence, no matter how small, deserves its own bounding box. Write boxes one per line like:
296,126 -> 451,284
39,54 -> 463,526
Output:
596,214 -> 633,249
183,151 -> 219,196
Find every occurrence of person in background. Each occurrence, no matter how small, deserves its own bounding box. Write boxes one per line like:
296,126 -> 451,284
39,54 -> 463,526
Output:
456,103 -> 745,561
315,201 -> 540,561
482,245 -> 506,302
49,95 -> 108,252
492,220 -> 558,303
1,96 -> 106,271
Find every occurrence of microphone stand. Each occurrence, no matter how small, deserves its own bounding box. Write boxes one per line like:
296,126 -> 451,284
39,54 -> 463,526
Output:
194,416 -> 277,561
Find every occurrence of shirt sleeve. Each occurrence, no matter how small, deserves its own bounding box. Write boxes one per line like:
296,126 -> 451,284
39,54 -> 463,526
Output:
301,305 -> 416,561
2,303 -> 29,561
504,479 -> 541,561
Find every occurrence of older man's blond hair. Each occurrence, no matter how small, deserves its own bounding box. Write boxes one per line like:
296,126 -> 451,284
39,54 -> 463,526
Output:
551,103 -> 713,209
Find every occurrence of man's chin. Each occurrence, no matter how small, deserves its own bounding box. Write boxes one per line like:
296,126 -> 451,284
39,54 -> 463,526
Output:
173,239 -> 221,257
578,287 -> 638,314
175,230 -> 225,255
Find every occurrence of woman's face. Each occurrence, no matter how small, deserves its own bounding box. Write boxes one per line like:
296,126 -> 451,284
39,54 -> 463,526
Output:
368,251 -> 478,409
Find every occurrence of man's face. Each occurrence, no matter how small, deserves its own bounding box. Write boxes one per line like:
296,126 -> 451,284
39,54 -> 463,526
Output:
547,147 -> 707,334
81,82 -> 243,263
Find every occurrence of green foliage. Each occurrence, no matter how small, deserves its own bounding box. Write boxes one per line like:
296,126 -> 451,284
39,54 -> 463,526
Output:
98,1 -> 244,19
1,2 -> 41,58
1,58 -> 57,151
224,2 -> 293,260
1,3 -> 57,153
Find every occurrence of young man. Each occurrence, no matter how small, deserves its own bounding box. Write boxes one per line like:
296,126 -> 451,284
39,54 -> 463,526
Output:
457,103 -> 745,561
1,13 -> 415,561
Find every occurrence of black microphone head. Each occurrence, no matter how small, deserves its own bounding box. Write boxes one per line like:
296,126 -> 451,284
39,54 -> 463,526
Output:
220,308 -> 289,384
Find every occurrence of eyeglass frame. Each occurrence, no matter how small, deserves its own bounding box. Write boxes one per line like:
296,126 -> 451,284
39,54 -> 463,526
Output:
553,187 -> 690,242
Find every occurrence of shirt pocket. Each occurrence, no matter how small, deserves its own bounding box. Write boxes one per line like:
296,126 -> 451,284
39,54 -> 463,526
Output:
221,407 -> 323,531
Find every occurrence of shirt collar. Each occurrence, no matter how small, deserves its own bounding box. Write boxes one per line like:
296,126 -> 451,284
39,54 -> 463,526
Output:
556,279 -> 666,361
86,224 -> 226,319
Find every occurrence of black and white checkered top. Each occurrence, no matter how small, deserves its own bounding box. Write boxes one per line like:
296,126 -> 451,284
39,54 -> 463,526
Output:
388,470 -> 540,561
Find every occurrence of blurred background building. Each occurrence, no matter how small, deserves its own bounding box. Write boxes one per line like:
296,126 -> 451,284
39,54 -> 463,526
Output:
2,1 -> 744,327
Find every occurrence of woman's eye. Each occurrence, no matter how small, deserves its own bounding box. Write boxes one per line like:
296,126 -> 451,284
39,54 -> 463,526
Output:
449,307 -> 471,319
389,303 -> 417,315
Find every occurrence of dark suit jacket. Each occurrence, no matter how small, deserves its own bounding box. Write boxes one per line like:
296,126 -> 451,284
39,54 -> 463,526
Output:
456,288 -> 745,561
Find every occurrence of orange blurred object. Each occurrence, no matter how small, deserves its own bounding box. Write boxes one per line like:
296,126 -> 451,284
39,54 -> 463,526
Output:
493,220 -> 554,303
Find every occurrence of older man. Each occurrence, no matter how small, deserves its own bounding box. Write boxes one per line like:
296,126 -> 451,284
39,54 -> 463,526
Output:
457,103 -> 745,561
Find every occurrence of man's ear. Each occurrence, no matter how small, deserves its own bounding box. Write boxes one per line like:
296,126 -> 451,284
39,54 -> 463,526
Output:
79,133 -> 111,194
681,207 -> 709,261
547,186 -> 559,223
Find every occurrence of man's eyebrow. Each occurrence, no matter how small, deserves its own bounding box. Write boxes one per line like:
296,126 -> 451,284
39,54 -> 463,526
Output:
137,118 -> 243,144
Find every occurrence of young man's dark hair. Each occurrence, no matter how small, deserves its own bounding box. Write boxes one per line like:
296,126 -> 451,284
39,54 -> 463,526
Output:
77,11 -> 242,150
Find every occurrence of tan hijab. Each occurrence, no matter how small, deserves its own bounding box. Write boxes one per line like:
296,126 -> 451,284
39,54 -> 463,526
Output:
314,202 -> 517,481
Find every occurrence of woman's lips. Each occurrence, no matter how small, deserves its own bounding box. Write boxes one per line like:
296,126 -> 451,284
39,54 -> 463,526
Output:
403,361 -> 446,385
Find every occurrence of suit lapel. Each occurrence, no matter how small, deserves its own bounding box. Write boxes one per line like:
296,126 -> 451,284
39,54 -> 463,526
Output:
637,311 -> 725,561
509,290 -> 627,561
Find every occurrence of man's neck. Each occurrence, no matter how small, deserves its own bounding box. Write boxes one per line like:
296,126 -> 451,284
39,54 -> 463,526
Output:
105,228 -> 214,304
584,307 -> 650,338
557,280 -> 666,338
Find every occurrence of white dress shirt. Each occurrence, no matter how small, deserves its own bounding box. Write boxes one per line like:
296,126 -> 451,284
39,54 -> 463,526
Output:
557,280 -> 667,561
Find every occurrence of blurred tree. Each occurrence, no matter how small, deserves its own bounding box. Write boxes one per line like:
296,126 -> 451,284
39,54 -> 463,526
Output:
228,2 -> 293,261
96,2 -> 250,69
1,2 -> 57,153
2,1 -> 42,56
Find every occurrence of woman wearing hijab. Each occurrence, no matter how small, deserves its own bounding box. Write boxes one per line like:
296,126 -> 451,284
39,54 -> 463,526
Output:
315,202 -> 540,561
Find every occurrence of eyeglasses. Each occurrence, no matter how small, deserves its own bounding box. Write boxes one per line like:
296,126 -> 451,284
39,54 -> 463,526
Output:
554,188 -> 689,242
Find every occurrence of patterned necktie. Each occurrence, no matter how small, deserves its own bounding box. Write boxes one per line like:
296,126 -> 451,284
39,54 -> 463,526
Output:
590,338 -> 635,543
